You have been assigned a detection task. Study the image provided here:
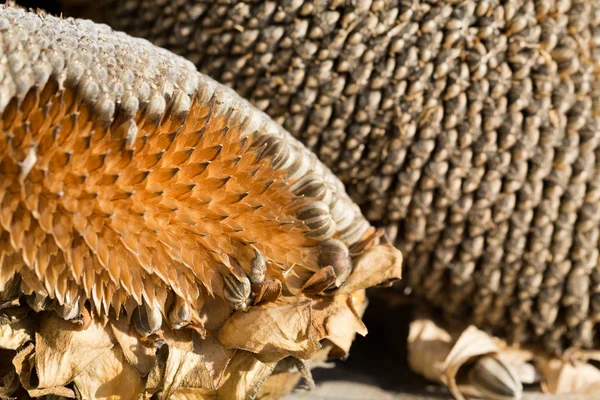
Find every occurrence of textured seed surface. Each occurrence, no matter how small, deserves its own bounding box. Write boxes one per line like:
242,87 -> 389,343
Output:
72,0 -> 600,354
468,355 -> 523,400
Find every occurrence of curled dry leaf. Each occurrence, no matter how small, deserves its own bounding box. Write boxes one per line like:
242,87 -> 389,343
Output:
0,318 -> 32,351
442,326 -> 503,399
311,291 -> 368,357
334,243 -> 403,295
34,313 -> 114,391
257,370 -> 303,400
149,327 -> 235,398
109,318 -> 156,376
408,317 -> 600,398
216,351 -> 277,400
12,343 -> 76,398
71,346 -> 143,400
536,357 -> 600,395
258,330 -> 346,398
179,335 -> 235,390
217,299 -> 320,363
407,318 -> 454,384
152,343 -> 204,398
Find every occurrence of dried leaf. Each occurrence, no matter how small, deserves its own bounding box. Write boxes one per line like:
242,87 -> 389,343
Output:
335,243 -> 402,294
145,327 -> 235,398
442,325 -> 501,399
407,318 -> 453,383
198,295 -> 232,331
536,358 -> 600,395
257,370 -> 302,400
169,387 -> 215,399
72,346 -> 144,400
311,292 -> 367,357
407,319 -> 530,400
216,351 -> 277,400
12,343 -> 76,398
155,329 -> 204,398
217,299 -> 320,363
35,313 -> 114,390
109,317 -> 156,375
181,335 -> 234,389
165,345 -> 207,394
0,318 -> 32,350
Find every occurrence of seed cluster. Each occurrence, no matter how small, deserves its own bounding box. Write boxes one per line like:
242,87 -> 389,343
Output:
81,0 -> 600,353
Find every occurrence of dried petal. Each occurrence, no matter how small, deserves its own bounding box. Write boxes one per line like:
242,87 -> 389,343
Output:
109,317 -> 156,376
72,346 -> 144,400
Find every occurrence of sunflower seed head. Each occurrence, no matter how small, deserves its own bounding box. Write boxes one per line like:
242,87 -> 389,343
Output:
74,0 -> 600,354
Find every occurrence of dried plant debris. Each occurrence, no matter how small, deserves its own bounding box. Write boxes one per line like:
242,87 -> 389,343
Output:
407,318 -> 600,399
61,0 -> 600,395
0,6 -> 402,399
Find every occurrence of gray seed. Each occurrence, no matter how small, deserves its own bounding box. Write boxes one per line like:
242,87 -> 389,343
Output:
133,299 -> 163,337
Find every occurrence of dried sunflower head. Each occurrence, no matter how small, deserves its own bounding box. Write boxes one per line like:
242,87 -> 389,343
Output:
0,6 -> 402,399
54,0 -> 600,397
